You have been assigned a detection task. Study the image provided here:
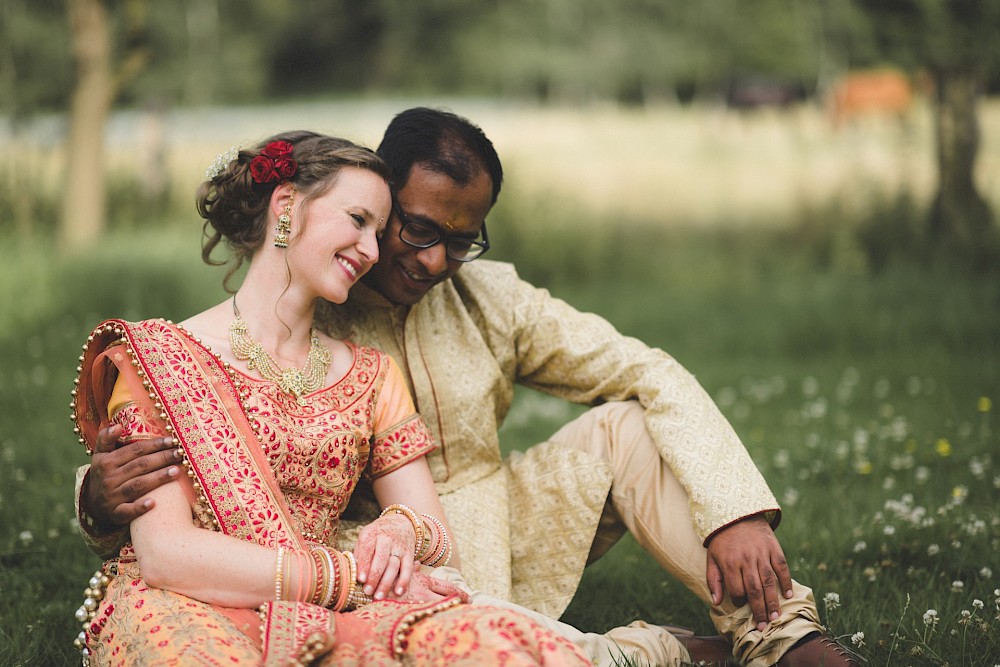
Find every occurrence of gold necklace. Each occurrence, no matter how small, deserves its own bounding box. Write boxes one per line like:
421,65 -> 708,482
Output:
228,296 -> 331,404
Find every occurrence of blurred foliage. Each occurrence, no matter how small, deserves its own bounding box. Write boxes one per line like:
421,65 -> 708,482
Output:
4,1 -> 1000,256
9,0 -> 1000,117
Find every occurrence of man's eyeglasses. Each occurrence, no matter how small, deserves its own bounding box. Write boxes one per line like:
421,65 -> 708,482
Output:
393,201 -> 490,262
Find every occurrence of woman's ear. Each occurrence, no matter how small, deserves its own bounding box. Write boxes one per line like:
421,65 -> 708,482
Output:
267,183 -> 298,248
269,182 -> 297,220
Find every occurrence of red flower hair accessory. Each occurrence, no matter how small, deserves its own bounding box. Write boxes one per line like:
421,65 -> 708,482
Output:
249,141 -> 297,185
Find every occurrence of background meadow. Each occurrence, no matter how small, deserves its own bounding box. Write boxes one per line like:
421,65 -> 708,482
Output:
1,98 -> 999,666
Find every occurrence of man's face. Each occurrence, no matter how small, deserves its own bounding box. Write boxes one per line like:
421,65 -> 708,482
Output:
364,163 -> 493,306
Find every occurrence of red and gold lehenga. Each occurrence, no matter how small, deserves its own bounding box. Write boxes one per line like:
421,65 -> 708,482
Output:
72,319 -> 589,667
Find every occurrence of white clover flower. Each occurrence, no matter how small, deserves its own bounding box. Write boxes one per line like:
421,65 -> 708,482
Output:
873,377 -> 890,398
823,592 -> 841,610
834,441 -> 850,460
915,466 -> 931,483
853,541 -> 867,553
18,530 -> 33,544
981,566 -> 993,578
923,609 -> 939,626
973,599 -> 984,610
850,631 -> 865,647
952,539 -> 962,549
961,610 -> 972,618
964,518 -> 986,536
883,525 -> 896,536
927,544 -> 940,556
951,580 -> 965,593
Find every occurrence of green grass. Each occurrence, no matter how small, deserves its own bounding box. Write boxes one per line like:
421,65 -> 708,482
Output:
489,201 -> 1000,664
1,191 -> 999,666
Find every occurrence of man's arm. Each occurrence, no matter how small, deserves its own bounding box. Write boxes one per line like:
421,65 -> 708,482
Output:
79,423 -> 182,529
486,263 -> 789,629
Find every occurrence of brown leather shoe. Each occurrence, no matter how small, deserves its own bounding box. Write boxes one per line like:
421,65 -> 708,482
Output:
669,630 -> 736,666
776,633 -> 859,666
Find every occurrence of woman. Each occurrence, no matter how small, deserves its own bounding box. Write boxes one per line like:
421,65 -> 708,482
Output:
70,131 -> 589,666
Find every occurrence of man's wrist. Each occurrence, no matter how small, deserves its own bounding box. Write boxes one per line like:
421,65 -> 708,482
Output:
79,506 -> 116,537
78,475 -> 117,537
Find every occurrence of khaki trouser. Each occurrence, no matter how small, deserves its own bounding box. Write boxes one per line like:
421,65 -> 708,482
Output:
431,565 -> 693,666
541,401 -> 821,667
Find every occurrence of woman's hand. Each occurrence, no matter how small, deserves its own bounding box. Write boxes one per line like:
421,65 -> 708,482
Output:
388,571 -> 471,605
353,513 -> 417,599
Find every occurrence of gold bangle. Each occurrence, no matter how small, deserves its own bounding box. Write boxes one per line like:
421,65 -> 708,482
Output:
379,504 -> 425,558
347,587 -> 373,609
343,551 -> 373,609
311,545 -> 337,608
274,546 -> 285,601
298,549 -> 315,604
344,551 -> 359,609
419,513 -> 452,567
333,550 -> 350,611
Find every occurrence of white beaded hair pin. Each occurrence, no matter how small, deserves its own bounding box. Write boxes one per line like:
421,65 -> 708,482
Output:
205,145 -> 241,180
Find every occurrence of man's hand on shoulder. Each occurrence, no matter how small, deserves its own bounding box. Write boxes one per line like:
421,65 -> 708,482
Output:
82,424 -> 182,530
705,515 -> 793,632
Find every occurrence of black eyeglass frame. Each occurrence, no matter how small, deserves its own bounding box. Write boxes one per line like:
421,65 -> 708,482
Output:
392,200 -> 490,262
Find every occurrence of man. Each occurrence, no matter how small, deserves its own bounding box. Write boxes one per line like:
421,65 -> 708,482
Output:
77,107 -> 855,666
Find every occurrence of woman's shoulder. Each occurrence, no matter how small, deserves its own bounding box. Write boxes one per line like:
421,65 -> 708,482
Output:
346,340 -> 394,369
87,317 -> 177,340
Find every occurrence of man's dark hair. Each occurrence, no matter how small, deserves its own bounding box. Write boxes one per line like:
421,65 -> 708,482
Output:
377,107 -> 504,206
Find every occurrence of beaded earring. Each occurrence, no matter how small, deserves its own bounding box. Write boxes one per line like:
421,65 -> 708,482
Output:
274,188 -> 296,248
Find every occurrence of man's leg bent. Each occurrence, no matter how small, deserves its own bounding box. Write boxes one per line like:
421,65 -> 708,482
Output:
547,401 -> 823,667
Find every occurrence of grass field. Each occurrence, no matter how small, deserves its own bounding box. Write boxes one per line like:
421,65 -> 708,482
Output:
1,100 -> 998,665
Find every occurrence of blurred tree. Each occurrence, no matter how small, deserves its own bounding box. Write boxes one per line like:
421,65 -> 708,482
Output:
0,0 -> 72,116
0,0 -> 72,239
60,0 -> 149,249
848,0 -> 1000,256
449,0 -> 824,105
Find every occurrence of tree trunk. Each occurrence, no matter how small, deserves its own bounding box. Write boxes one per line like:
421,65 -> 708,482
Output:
60,0 -> 114,250
929,68 -> 994,254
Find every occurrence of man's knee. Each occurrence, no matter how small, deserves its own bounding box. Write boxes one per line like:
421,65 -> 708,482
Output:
550,400 -> 649,464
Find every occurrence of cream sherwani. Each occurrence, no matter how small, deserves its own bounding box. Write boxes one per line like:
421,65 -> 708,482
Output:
317,260 -> 781,616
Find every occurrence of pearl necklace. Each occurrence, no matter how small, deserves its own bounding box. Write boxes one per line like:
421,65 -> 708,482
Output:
228,297 -> 331,404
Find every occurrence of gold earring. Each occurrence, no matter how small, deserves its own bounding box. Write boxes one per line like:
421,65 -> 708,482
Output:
274,188 -> 296,248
